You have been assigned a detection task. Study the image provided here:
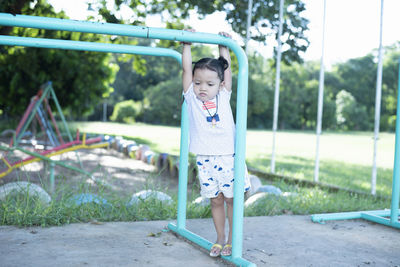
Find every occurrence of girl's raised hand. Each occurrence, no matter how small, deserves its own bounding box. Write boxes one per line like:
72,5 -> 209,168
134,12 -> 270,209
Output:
181,28 -> 196,45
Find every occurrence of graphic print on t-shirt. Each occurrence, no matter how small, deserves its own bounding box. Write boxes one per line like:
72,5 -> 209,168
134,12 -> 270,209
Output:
202,97 -> 219,124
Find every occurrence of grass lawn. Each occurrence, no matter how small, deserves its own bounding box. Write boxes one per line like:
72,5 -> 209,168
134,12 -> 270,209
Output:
1,121 -> 394,226
70,122 -> 395,196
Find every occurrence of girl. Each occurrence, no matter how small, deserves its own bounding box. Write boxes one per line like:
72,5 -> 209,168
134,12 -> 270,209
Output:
182,30 -> 251,257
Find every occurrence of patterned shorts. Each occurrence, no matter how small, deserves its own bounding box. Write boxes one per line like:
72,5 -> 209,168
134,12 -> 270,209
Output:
196,154 -> 251,198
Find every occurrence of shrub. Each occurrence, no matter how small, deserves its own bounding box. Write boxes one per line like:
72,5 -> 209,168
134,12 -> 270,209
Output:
110,100 -> 142,123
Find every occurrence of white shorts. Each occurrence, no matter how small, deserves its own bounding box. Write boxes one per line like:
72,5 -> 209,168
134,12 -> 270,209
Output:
196,154 -> 251,198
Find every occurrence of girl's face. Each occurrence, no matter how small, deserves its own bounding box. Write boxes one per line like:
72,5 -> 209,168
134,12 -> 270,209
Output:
193,68 -> 224,102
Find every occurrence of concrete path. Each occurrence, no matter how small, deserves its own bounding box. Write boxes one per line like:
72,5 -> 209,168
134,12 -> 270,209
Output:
1,215 -> 399,266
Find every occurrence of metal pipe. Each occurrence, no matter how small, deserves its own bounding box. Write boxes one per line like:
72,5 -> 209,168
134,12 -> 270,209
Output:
271,0 -> 284,173
390,58 -> 400,223
371,0 -> 385,195
314,0 -> 327,182
245,0 -> 253,53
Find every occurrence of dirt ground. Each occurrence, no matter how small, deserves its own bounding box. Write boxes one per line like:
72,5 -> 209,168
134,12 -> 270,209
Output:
1,216 -> 399,266
1,142 -> 400,266
0,142 -> 185,200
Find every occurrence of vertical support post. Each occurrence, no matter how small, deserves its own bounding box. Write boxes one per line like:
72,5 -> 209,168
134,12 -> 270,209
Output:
231,46 -> 249,262
390,58 -> 400,223
176,101 -> 189,230
371,0 -> 385,195
49,161 -> 55,193
271,0 -> 284,173
245,0 -> 253,54
314,0 -> 327,182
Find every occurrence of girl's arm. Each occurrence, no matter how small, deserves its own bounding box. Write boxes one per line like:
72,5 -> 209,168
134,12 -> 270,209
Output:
182,29 -> 195,93
219,32 -> 232,92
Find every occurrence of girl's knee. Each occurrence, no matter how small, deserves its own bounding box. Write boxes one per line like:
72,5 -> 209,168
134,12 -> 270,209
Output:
224,197 -> 233,206
211,193 -> 224,207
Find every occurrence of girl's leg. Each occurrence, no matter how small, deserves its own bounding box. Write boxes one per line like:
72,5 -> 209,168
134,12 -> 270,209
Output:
222,196 -> 233,256
210,193 -> 226,249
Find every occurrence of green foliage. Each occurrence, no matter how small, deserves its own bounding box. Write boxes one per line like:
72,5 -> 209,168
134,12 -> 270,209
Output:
110,99 -> 142,124
142,79 -> 182,126
0,0 -> 115,119
96,0 -> 309,64
335,90 -> 370,130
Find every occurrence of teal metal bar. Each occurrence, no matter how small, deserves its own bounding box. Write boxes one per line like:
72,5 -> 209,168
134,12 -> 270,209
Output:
361,213 -> 400,229
390,58 -> 400,223
177,101 -> 189,230
0,13 -> 148,38
311,209 -> 394,223
168,223 -> 256,267
311,59 -> 400,231
49,161 -> 55,193
0,35 -> 182,62
0,13 -> 251,266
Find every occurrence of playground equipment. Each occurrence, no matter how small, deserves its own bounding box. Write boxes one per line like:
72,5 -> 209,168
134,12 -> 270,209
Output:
0,13 -> 253,266
311,59 -> 400,229
0,81 -> 109,183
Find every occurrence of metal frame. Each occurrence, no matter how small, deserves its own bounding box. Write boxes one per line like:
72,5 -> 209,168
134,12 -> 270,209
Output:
311,59 -> 400,229
0,13 -> 254,266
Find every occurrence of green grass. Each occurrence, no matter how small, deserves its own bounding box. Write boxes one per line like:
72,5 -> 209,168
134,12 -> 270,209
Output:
0,121 -> 395,227
0,177 -> 389,227
244,179 -> 389,216
70,121 -> 395,196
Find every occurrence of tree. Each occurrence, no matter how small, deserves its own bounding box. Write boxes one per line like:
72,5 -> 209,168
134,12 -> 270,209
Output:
0,0 -> 116,119
96,0 -> 309,64
335,90 -> 370,130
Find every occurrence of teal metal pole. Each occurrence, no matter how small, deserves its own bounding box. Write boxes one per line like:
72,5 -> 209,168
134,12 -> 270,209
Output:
49,161 -> 55,193
311,209 -> 393,222
0,35 -> 182,63
390,59 -> 400,223
177,101 -> 189,230
0,13 -> 149,38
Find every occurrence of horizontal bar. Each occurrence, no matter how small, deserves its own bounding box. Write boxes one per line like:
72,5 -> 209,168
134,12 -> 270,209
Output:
361,213 -> 400,229
167,223 -> 255,267
311,209 -> 395,223
0,13 -> 148,38
0,35 -> 182,63
0,13 -> 238,49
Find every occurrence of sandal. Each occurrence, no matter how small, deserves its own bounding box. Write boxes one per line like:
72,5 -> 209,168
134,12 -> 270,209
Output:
209,243 -> 223,257
221,244 -> 232,256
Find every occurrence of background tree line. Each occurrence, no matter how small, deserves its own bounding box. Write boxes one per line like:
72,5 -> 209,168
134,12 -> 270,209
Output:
0,0 -> 399,132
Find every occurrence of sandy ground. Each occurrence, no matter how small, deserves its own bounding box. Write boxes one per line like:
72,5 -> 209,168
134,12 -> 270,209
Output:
1,143 -> 400,266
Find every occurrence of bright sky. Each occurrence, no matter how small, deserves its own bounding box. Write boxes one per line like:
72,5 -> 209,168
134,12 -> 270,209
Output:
48,0 -> 400,67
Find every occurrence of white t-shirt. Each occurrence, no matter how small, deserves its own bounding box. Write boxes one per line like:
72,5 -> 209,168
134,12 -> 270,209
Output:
184,83 -> 235,155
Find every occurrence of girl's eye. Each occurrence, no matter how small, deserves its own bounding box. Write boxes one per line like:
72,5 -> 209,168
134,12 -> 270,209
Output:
208,83 -> 214,86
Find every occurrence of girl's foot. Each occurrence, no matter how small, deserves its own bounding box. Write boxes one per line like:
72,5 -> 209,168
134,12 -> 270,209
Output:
221,244 -> 232,256
210,243 -> 223,257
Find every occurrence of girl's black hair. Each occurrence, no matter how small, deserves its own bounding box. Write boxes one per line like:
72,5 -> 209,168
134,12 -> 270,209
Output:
192,56 -> 229,81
